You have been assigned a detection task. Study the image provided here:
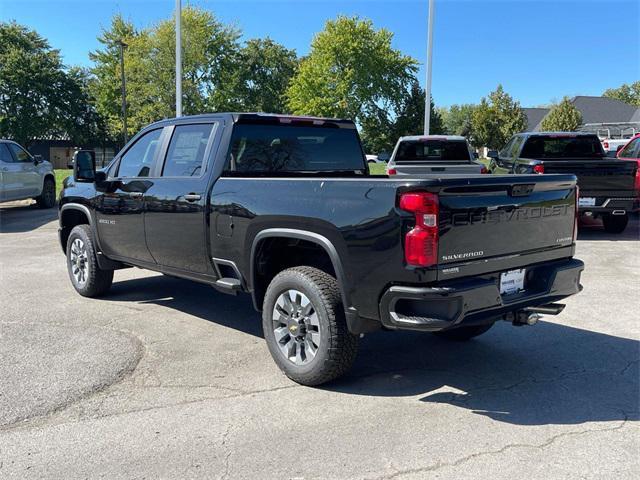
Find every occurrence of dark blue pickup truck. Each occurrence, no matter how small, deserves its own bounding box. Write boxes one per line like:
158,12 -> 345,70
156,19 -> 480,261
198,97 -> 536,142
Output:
59,113 -> 584,385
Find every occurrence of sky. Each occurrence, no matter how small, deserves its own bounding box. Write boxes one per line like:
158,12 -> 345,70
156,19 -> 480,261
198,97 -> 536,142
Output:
2,0 -> 639,107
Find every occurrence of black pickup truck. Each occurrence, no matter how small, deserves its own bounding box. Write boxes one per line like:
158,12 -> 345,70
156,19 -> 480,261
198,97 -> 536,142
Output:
488,132 -> 638,233
59,113 -> 584,385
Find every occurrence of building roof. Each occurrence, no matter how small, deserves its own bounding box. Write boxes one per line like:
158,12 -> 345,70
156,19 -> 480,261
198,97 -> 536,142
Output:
523,96 -> 640,132
572,96 -> 639,124
522,108 -> 550,132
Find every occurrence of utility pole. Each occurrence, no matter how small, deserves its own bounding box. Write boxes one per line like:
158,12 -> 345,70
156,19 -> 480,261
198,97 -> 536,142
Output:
424,0 -> 435,135
175,0 -> 182,117
117,40 -> 128,144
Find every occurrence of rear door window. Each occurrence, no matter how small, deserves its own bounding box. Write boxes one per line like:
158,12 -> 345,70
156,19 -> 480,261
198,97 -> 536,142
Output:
162,124 -> 214,177
224,123 -> 365,174
394,140 -> 471,162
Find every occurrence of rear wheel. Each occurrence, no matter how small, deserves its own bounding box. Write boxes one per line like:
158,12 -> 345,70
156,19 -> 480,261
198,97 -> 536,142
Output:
433,322 -> 495,341
262,266 -> 358,386
602,213 -> 628,234
66,224 -> 113,297
36,177 -> 55,209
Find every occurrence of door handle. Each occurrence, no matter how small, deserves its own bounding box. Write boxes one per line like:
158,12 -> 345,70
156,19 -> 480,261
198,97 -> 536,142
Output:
1,167 -> 8,172
130,192 -> 143,198
184,194 -> 201,202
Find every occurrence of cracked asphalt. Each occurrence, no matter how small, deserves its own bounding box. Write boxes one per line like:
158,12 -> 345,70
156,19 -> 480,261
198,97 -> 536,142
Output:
0,201 -> 638,479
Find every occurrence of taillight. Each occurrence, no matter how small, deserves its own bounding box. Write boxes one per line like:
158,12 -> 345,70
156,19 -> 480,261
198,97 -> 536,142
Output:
399,192 -> 439,267
573,185 -> 579,242
533,164 -> 545,174
387,168 -> 397,175
480,166 -> 489,174
634,161 -> 640,193
603,141 -> 609,149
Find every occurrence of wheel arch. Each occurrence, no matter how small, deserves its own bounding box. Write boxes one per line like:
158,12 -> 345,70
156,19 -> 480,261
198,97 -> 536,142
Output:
59,203 -> 93,253
249,228 -> 350,314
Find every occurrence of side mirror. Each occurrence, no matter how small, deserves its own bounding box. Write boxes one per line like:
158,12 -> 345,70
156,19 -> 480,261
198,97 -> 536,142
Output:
473,152 -> 479,159
616,144 -> 625,153
377,152 -> 391,163
33,154 -> 42,164
73,150 -> 96,183
487,150 -> 499,159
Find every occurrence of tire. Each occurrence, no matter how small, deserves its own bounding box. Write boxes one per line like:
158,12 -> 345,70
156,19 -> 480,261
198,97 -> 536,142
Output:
262,266 -> 358,386
66,224 -> 113,297
433,322 -> 495,341
36,177 -> 56,209
602,213 -> 628,234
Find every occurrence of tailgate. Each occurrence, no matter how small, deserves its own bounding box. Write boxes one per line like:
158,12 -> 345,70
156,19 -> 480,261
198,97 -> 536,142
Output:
437,175 -> 576,273
542,159 -> 637,193
394,162 -> 482,176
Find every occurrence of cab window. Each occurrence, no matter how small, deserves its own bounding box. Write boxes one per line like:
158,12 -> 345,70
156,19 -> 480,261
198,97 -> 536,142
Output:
0,144 -> 14,163
8,143 -> 32,162
618,138 -> 639,158
116,129 -> 162,178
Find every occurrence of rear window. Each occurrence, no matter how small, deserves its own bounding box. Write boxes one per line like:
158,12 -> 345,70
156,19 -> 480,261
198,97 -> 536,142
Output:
224,124 -> 365,174
395,140 -> 471,162
521,135 -> 604,158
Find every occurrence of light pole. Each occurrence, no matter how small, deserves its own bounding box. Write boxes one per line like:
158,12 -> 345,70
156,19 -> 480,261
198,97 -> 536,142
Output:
175,0 -> 182,117
117,40 -> 128,144
424,0 -> 435,135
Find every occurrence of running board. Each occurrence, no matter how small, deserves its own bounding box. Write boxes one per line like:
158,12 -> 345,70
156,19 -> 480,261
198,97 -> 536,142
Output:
213,277 -> 242,295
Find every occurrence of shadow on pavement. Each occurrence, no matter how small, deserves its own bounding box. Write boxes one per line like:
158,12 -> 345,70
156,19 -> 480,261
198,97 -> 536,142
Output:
104,274 -> 638,427
0,202 -> 58,233
105,274 -> 263,337
577,214 -> 639,241
330,321 -> 639,426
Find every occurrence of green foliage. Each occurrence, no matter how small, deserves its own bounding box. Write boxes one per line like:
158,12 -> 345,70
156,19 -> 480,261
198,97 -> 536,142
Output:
440,104 -> 477,138
213,38 -> 298,113
540,96 -> 582,131
285,16 -> 418,151
89,8 -> 241,141
471,85 -> 527,149
602,81 -> 640,106
0,21 -> 101,147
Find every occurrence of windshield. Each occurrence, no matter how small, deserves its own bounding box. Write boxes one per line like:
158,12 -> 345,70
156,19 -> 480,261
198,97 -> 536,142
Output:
520,135 -> 604,158
394,140 -> 471,162
225,123 -> 365,174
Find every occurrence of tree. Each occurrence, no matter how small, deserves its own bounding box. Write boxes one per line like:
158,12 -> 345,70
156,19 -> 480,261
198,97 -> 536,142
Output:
360,81 -> 443,153
286,16 -> 417,147
213,38 -> 298,113
89,8 -> 241,141
471,85 -> 527,149
0,22 -> 97,147
603,81 -> 640,106
441,104 -> 477,138
540,96 -> 582,131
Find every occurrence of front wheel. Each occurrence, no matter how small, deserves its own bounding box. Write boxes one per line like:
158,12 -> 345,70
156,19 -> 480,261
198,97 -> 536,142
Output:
262,267 -> 358,386
36,177 -> 56,209
433,322 -> 495,341
66,225 -> 113,297
602,213 -> 628,234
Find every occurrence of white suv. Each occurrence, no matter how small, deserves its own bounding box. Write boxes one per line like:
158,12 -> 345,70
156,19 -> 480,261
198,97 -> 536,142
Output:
0,140 -> 56,208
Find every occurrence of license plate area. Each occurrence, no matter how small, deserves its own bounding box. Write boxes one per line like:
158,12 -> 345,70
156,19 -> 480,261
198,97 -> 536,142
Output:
500,269 -> 526,295
579,197 -> 596,207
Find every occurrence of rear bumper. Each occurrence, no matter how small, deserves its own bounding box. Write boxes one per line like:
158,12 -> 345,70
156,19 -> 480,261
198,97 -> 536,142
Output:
578,196 -> 636,215
379,258 -> 584,332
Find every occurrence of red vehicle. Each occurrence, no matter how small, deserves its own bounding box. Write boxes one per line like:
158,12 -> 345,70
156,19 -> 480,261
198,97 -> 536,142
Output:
617,134 -> 640,211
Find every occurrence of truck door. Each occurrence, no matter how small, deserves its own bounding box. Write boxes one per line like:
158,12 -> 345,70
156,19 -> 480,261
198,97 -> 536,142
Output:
95,128 -> 163,264
143,121 -> 220,275
5,142 -> 41,198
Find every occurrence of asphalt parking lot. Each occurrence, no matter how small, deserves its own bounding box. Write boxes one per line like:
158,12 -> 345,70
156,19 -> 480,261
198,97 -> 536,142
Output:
0,202 -> 638,479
